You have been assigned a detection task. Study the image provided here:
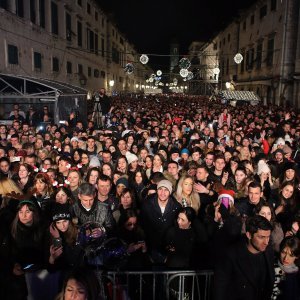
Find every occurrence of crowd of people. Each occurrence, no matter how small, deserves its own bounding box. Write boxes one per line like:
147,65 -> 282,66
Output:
0,93 -> 300,300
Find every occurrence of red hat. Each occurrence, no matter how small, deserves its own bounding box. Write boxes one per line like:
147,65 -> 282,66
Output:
218,189 -> 235,204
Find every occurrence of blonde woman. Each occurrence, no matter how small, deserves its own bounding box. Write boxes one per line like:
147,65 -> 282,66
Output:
175,175 -> 200,214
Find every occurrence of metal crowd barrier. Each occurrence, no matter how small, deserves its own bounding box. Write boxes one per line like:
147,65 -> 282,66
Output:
103,270 -> 214,300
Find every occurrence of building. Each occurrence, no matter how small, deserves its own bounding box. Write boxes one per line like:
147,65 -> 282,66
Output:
0,0 -> 151,95
189,0 -> 300,107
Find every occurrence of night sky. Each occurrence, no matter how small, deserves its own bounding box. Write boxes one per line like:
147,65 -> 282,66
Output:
98,0 -> 257,70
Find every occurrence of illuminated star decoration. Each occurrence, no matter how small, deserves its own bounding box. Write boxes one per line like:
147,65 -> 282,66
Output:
180,69 -> 189,78
179,58 -> 191,69
156,70 -> 162,76
124,63 -> 134,74
234,53 -> 243,64
140,54 -> 149,64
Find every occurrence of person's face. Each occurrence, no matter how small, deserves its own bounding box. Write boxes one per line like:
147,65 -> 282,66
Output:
121,192 -> 132,209
89,170 -> 99,185
64,279 -> 87,300
171,153 -> 179,161
168,163 -> 179,176
105,139 -> 113,149
224,152 -> 232,162
205,155 -> 214,167
182,178 -> 193,196
285,169 -> 295,181
59,160 -> 69,173
19,165 -> 29,179
157,187 -> 170,202
192,152 -> 200,162
56,190 -> 68,204
116,184 -> 126,196
97,179 -> 111,196
10,137 -> 18,145
235,170 -> 247,184
282,184 -> 294,199
0,149 -> 5,158
67,172 -> 80,188
0,161 -> 10,173
135,172 -> 143,184
214,158 -> 225,172
81,154 -> 89,165
217,130 -> 224,138
78,194 -> 94,209
118,140 -> 126,151
87,139 -> 95,148
0,125 -> 6,133
177,212 -> 191,229
275,152 -> 284,163
47,171 -> 56,182
73,151 -> 80,162
35,179 -> 46,193
56,219 -> 70,233
248,187 -> 262,204
130,160 -> 138,169
153,155 -> 162,167
196,168 -> 208,182
102,153 -> 112,163
246,229 -> 271,253
102,165 -> 112,177
145,157 -> 152,168
117,158 -> 127,171
18,205 -> 33,226
259,206 -> 272,222
125,217 -> 137,231
280,247 -> 297,266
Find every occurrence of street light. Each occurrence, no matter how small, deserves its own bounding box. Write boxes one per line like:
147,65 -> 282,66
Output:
109,80 -> 115,87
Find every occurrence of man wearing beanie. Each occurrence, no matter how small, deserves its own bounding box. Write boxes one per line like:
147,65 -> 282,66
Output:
140,179 -> 181,265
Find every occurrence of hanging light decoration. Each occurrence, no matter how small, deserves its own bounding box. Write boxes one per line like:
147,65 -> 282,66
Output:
234,53 -> 243,64
180,68 -> 189,78
140,54 -> 149,64
179,58 -> 191,69
213,67 -> 220,75
156,70 -> 162,76
149,77 -> 154,83
124,63 -> 134,74
186,71 -> 194,80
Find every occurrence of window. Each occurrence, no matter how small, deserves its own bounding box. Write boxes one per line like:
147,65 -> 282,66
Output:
101,71 -> 105,78
94,69 -> 99,78
266,38 -> 274,66
77,0 -> 82,6
51,1 -> 58,35
0,0 -> 7,9
30,0 -> 36,23
52,57 -> 59,72
271,0 -> 277,11
95,34 -> 98,55
251,15 -> 255,25
227,34 -> 230,42
102,17 -> 105,27
77,21 -> 82,47
112,47 -> 119,64
223,38 -> 225,45
240,51 -> 245,73
243,21 -> 246,30
87,2 -> 91,14
226,58 -> 229,75
256,43 -> 263,69
88,67 -> 91,77
246,48 -> 254,70
120,37 -> 124,45
39,0 -> 45,28
101,38 -> 105,57
87,28 -> 94,52
95,11 -> 98,21
66,61 -> 72,74
66,12 -> 72,41
78,64 -> 83,74
7,44 -> 18,65
16,0 -> 24,18
213,43 -> 217,50
260,5 -> 267,19
34,52 -> 42,69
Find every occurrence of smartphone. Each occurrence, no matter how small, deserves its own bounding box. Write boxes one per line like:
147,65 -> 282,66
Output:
53,237 -> 62,248
220,197 -> 230,209
22,264 -> 34,270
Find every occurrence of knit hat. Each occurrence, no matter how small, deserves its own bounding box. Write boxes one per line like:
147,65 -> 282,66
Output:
89,156 -> 101,168
283,145 -> 293,155
52,204 -> 71,222
257,160 -> 271,175
217,189 -> 235,208
71,137 -> 79,142
157,179 -> 173,194
283,161 -> 297,173
276,137 -> 285,146
126,152 -> 138,165
181,148 -> 190,155
116,177 -> 129,188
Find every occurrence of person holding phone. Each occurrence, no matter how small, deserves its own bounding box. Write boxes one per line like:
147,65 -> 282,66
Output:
48,203 -> 83,270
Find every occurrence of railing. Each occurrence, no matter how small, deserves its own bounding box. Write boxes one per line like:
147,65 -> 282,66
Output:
103,270 -> 214,300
